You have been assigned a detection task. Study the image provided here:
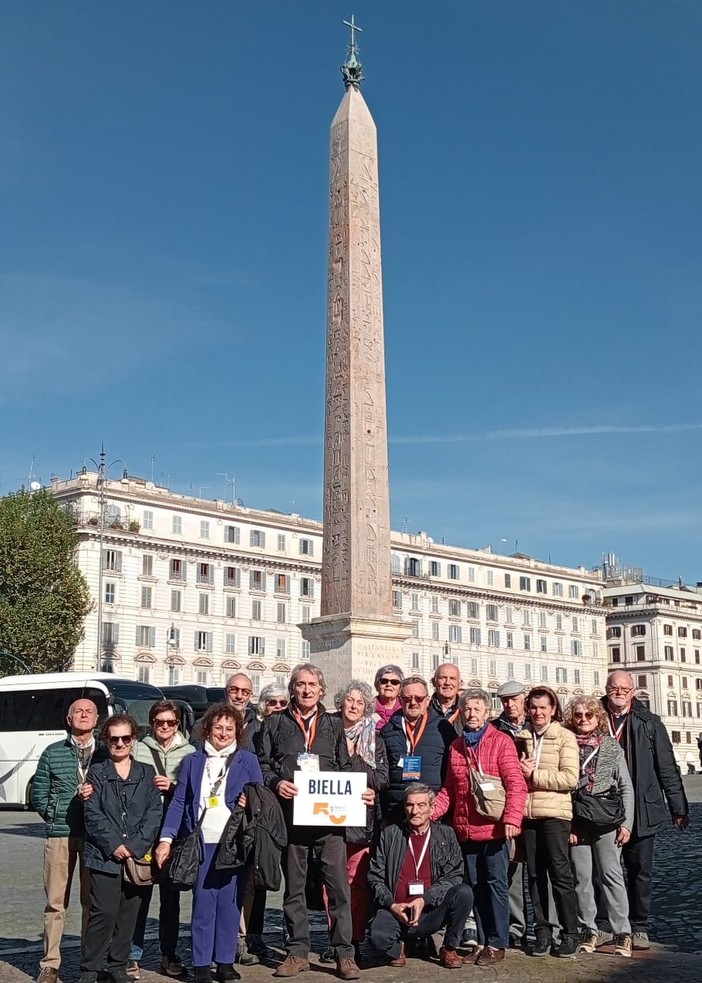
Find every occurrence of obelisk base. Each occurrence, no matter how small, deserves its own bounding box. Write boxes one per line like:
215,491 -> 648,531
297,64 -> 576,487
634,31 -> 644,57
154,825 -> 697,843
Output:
300,614 -> 412,707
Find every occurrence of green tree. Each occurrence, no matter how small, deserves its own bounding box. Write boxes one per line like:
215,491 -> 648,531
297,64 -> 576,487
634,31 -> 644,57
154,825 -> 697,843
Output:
0,488 -> 93,674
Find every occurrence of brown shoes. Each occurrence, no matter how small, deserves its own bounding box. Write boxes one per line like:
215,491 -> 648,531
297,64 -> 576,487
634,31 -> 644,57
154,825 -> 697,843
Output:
388,943 -> 406,967
273,955 -> 310,978
438,946 -> 463,969
476,946 -> 506,966
37,970 -> 58,983
336,957 -> 361,980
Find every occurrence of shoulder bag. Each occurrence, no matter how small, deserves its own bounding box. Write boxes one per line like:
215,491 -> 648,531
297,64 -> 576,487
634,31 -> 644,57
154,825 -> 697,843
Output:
572,784 -> 625,834
124,853 -> 158,887
469,766 -> 506,821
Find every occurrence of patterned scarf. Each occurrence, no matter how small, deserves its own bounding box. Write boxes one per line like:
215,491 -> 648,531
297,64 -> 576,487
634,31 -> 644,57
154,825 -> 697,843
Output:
463,721 -> 490,748
576,733 -> 602,788
345,716 -> 376,768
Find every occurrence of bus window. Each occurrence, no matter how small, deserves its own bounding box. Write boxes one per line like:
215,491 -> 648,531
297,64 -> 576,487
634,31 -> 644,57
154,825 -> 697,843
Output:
0,687 -> 109,733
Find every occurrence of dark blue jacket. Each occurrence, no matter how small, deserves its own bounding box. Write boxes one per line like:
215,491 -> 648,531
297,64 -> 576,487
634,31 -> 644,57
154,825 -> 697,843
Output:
380,708 -> 455,821
160,748 -> 263,841
83,758 -> 163,874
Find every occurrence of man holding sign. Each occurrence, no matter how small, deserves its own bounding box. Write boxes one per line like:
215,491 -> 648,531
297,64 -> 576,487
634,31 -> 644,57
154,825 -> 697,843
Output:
258,664 -> 364,981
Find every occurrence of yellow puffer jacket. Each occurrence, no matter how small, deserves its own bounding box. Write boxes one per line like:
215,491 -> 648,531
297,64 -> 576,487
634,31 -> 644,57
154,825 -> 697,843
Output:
518,721 -> 579,820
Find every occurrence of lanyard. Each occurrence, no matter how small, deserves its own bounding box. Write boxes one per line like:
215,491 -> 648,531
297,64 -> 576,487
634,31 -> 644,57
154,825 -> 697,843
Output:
74,741 -> 94,786
293,708 -> 318,752
580,747 -> 598,775
402,713 -> 428,755
206,754 -> 234,797
447,706 -> 461,726
408,830 -> 431,879
533,730 -> 547,770
464,743 -> 484,777
608,713 -> 627,743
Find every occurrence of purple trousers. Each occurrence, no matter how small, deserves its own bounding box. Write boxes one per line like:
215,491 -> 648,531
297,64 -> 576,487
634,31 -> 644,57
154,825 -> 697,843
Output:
191,842 -> 244,967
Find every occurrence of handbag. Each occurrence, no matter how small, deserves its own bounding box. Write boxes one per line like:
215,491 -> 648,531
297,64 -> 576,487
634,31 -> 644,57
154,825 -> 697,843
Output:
167,813 -> 205,890
572,784 -> 625,833
124,854 -> 158,887
469,766 -> 507,821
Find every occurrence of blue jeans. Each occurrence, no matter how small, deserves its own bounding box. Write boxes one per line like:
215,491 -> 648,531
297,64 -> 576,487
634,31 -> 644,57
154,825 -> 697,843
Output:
462,838 -> 510,949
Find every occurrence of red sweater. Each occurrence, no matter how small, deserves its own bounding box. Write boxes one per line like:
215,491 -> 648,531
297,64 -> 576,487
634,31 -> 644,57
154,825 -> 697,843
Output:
433,728 -> 527,841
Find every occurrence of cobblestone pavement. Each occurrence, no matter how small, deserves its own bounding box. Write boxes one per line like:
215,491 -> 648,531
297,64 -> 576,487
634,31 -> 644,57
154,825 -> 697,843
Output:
2,779 -> 701,983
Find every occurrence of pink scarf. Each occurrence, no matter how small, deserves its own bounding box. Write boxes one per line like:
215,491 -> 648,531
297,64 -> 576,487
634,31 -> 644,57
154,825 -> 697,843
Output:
374,697 -> 401,730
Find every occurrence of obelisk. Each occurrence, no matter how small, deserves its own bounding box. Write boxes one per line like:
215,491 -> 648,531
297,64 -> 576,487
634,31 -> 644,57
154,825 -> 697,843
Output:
301,18 -> 410,699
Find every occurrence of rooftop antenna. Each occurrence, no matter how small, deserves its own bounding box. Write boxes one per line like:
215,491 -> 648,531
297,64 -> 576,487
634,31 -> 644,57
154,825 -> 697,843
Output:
150,454 -> 156,483
402,516 -> 410,534
217,472 -> 237,505
28,455 -> 41,491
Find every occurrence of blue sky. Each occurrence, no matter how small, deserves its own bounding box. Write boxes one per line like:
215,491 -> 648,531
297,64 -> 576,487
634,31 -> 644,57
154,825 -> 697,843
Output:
1,1 -> 701,582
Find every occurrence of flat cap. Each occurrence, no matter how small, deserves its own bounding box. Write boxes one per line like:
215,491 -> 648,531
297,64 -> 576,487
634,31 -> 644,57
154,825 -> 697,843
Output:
497,680 -> 526,698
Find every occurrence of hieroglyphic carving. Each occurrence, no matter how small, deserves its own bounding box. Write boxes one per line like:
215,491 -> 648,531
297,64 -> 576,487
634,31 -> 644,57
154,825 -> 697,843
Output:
321,88 -> 393,620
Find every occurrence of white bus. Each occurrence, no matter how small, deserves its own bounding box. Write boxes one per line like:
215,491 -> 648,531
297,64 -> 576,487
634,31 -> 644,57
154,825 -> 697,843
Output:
0,672 -> 164,808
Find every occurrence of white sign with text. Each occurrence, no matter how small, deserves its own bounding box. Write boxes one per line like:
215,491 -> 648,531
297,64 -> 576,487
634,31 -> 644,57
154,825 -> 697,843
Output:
292,770 -> 368,827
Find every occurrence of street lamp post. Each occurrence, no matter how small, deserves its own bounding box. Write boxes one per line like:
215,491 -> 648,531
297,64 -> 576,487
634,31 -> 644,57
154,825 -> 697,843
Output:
165,623 -> 178,684
81,446 -> 128,672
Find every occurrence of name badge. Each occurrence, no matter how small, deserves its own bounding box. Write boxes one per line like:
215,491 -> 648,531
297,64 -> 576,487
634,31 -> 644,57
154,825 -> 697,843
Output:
408,881 -> 424,896
479,782 -> 495,792
402,755 -> 422,781
208,796 -> 220,808
297,753 -> 320,772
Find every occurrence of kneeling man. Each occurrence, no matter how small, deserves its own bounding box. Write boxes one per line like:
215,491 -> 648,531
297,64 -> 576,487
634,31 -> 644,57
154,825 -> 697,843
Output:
367,783 -> 472,969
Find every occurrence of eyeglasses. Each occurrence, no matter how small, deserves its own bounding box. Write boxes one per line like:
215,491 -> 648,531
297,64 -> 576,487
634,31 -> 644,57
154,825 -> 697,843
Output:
606,686 -> 633,695
378,678 -> 401,686
572,712 -> 595,721
227,686 -> 251,696
266,699 -> 288,707
401,695 -> 427,704
154,718 -> 178,727
108,735 -> 134,747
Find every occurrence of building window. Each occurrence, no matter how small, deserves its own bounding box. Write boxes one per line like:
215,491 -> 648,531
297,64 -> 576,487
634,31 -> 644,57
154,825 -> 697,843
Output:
682,676 -> 689,689
488,629 -> 500,647
197,562 -> 213,585
540,635 -> 548,653
411,652 -> 420,670
524,663 -> 532,681
667,674 -> 674,687
486,604 -> 498,622
631,625 -> 646,637
142,554 -> 154,577
299,538 -> 314,556
225,633 -> 237,654
102,622 -> 119,644
505,606 -> 513,624
140,586 -> 152,609
488,659 -> 497,677
679,627 -> 688,638
449,625 -> 462,644
250,529 -> 266,548
519,577 -> 531,592
538,612 -> 547,629
168,665 -> 180,686
556,614 -> 563,631
249,636 -> 265,656
663,624 -> 673,636
104,582 -> 116,604
552,582 -> 563,597
276,638 -> 286,659
301,640 -> 311,660
274,573 -> 289,594
300,577 -> 315,598
524,634 -> 532,651
172,515 -> 182,534
556,667 -> 568,684
137,665 -> 150,684
696,650 -> 701,665
277,534 -> 286,551
250,570 -> 266,591
429,560 -> 441,577
391,553 -> 401,574
277,602 -> 287,624
466,566 -> 475,583
449,599 -> 461,617
574,669 -> 581,685
226,596 -> 237,618
536,579 -> 547,594
405,557 -> 422,577
571,640 -> 581,657
594,670 -> 600,687
572,617 -> 579,632
195,631 -> 212,653
225,566 -> 240,588
169,558 -> 186,582
665,646 -> 675,661
681,648 -> 687,663
568,585 -> 579,600
431,595 -> 440,614
392,590 -> 403,610
486,570 -> 494,586
411,621 -> 419,639
506,631 -> 513,649
142,510 -> 153,530
607,626 -> 622,639
431,622 -> 440,640
199,593 -> 209,615
635,645 -> 645,661
135,625 -> 155,648
224,525 -> 240,544
251,599 -> 262,621
541,665 -> 549,681
102,549 -> 122,573
299,605 -> 310,623
504,574 -> 512,589
200,520 -> 210,540
557,636 -> 564,654
448,564 -> 459,580
507,661 -> 515,678
196,669 -> 209,685
469,627 -> 482,646
523,610 -> 531,626
467,601 -> 479,619
693,629 -> 702,641
668,701 -> 678,717
611,646 -> 621,663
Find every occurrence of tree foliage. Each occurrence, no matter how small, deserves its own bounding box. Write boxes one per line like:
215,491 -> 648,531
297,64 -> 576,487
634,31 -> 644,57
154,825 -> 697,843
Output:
0,489 -> 93,674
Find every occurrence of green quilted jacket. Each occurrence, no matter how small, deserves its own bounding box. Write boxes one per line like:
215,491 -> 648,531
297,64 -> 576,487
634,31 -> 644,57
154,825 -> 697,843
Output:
31,737 -> 104,838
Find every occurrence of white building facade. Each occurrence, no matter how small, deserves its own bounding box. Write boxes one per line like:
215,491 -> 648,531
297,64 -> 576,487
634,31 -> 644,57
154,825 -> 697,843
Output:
604,580 -> 702,768
51,472 -> 608,708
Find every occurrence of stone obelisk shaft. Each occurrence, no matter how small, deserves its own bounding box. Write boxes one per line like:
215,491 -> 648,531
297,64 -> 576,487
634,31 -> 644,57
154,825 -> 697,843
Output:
321,85 -> 393,620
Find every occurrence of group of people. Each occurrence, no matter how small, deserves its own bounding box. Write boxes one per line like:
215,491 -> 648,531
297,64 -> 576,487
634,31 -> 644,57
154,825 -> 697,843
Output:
32,663 -> 690,983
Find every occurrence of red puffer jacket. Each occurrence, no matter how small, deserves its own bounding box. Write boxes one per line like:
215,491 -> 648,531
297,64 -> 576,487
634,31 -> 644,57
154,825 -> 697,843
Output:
433,727 -> 528,841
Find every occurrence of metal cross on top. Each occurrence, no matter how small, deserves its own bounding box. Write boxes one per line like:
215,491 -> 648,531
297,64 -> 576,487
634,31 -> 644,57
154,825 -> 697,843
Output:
341,14 -> 364,89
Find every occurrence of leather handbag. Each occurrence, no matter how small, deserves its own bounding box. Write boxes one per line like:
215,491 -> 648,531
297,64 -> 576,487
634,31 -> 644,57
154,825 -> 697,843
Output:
123,854 -> 158,887
166,812 -> 206,890
573,784 -> 625,834
469,767 -> 507,821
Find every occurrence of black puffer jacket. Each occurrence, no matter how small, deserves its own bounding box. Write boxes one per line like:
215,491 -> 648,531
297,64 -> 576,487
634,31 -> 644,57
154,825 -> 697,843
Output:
599,696 -> 688,836
258,704 -> 351,828
329,712 -> 389,845
368,821 -> 463,910
380,708 -> 455,822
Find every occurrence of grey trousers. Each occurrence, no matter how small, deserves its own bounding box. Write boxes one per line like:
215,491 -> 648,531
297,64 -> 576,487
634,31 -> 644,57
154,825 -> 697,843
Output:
507,861 -> 526,939
570,829 -> 631,936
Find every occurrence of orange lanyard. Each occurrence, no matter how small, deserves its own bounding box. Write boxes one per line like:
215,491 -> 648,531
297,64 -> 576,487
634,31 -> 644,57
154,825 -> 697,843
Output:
447,706 -> 461,726
293,708 -> 318,752
403,713 -> 428,754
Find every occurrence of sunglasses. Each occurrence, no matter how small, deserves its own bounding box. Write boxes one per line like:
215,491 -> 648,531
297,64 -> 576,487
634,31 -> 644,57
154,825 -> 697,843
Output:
401,695 -> 427,704
266,699 -> 288,707
573,712 -> 595,721
154,718 -> 178,727
379,678 -> 401,686
108,735 -> 134,747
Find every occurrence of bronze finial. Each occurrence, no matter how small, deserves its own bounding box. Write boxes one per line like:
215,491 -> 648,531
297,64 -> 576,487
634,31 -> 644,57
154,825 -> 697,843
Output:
341,14 -> 364,90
